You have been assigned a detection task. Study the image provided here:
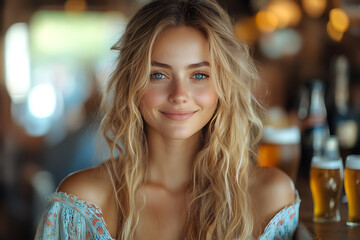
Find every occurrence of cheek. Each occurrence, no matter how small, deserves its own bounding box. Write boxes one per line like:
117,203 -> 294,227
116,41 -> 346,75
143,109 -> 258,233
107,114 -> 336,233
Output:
194,87 -> 218,110
141,87 -> 165,109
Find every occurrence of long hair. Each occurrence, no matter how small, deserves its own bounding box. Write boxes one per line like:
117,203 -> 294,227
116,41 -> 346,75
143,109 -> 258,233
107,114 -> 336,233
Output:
100,0 -> 263,239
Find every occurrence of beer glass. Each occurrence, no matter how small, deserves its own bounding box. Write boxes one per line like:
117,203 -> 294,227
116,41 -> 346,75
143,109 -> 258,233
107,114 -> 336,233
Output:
344,155 -> 360,227
310,156 -> 343,222
258,126 -> 300,182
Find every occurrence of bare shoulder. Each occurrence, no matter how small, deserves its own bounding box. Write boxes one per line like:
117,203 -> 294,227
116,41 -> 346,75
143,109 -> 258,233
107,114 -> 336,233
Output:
249,165 -> 296,234
57,163 -> 113,209
57,163 -> 118,237
250,165 -> 296,210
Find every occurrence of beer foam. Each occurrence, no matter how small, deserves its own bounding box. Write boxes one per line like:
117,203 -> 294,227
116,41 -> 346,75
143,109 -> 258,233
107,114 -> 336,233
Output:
262,126 -> 300,144
311,156 -> 343,169
346,155 -> 360,170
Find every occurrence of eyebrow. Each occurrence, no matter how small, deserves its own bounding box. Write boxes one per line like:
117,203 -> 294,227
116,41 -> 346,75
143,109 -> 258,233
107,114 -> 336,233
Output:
151,61 -> 210,69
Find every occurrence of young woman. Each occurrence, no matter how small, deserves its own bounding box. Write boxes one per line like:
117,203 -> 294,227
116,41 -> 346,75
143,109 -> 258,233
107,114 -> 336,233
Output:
35,0 -> 300,239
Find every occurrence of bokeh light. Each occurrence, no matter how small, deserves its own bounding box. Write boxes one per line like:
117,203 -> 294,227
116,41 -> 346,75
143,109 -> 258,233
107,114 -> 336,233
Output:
329,8 -> 350,33
28,84 -> 57,119
302,0 -> 327,18
327,21 -> 344,42
259,28 -> 302,59
256,10 -> 279,33
64,0 -> 87,12
4,23 -> 31,103
268,0 -> 302,28
234,17 -> 259,43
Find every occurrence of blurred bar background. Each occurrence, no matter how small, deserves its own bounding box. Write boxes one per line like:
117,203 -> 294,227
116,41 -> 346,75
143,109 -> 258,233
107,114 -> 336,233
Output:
0,0 -> 359,239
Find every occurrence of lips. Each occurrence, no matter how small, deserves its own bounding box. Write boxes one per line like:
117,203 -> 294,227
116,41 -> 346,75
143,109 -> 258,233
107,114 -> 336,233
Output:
160,110 -> 197,121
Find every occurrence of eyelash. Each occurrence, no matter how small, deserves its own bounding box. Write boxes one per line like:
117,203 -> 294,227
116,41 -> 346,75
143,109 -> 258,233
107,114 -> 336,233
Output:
150,72 -> 167,80
149,71 -> 210,81
192,72 -> 209,81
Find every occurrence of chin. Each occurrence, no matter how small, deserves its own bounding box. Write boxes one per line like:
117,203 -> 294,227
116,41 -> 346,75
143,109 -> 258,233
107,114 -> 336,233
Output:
162,128 -> 201,140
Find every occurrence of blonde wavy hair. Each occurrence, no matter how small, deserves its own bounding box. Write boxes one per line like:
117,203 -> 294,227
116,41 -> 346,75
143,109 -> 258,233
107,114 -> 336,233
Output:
100,0 -> 263,239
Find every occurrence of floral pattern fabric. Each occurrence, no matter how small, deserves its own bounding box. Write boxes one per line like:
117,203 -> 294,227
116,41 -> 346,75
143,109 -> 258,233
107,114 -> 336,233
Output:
35,192 -> 112,240
259,191 -> 300,240
35,191 -> 300,240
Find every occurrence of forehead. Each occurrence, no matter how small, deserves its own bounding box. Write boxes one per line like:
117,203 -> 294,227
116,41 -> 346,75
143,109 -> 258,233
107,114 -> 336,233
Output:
151,26 -> 210,64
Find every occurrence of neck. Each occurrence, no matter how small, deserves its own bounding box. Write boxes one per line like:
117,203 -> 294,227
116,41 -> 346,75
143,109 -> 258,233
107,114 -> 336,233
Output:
145,128 -> 202,192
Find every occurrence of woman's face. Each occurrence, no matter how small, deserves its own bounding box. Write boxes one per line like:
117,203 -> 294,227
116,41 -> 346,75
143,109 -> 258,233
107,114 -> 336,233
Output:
140,26 -> 218,140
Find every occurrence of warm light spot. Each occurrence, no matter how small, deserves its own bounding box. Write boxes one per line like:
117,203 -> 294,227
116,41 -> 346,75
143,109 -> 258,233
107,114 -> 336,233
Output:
329,8 -> 350,33
327,21 -> 343,42
256,10 -> 279,33
234,17 -> 259,42
268,1 -> 291,28
302,0 -> 327,18
285,1 -> 302,26
268,0 -> 302,28
64,0 -> 86,12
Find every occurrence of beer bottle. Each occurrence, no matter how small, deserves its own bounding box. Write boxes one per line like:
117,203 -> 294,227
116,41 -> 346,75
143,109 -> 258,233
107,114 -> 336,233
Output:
327,55 -> 359,160
298,80 -> 330,179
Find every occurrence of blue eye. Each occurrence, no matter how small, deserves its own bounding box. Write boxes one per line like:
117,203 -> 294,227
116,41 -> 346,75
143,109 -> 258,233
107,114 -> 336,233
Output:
192,73 -> 208,80
151,73 -> 166,79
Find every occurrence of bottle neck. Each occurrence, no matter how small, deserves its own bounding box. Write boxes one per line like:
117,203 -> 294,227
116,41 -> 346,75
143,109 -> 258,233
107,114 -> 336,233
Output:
309,86 -> 327,118
335,73 -> 349,115
302,82 -> 328,129
334,56 -> 350,115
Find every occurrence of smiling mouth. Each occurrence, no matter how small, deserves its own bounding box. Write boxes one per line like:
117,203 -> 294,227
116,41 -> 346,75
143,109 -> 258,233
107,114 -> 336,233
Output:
161,111 -> 197,121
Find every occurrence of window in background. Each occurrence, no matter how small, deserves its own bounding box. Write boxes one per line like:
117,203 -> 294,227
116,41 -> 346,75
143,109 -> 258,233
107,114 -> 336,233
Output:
5,10 -> 126,142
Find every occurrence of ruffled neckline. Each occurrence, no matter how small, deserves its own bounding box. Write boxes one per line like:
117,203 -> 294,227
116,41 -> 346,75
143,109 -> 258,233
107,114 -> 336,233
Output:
51,190 -> 300,239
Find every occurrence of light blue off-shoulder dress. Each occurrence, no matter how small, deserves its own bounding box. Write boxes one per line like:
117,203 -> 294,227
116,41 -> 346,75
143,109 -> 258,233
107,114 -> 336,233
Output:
35,191 -> 300,240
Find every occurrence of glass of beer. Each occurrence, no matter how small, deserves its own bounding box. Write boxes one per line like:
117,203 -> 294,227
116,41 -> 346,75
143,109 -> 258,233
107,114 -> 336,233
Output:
258,126 -> 300,182
345,155 -> 360,227
310,156 -> 343,222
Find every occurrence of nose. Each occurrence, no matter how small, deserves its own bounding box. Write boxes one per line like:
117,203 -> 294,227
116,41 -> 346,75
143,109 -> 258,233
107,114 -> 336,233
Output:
168,79 -> 190,104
